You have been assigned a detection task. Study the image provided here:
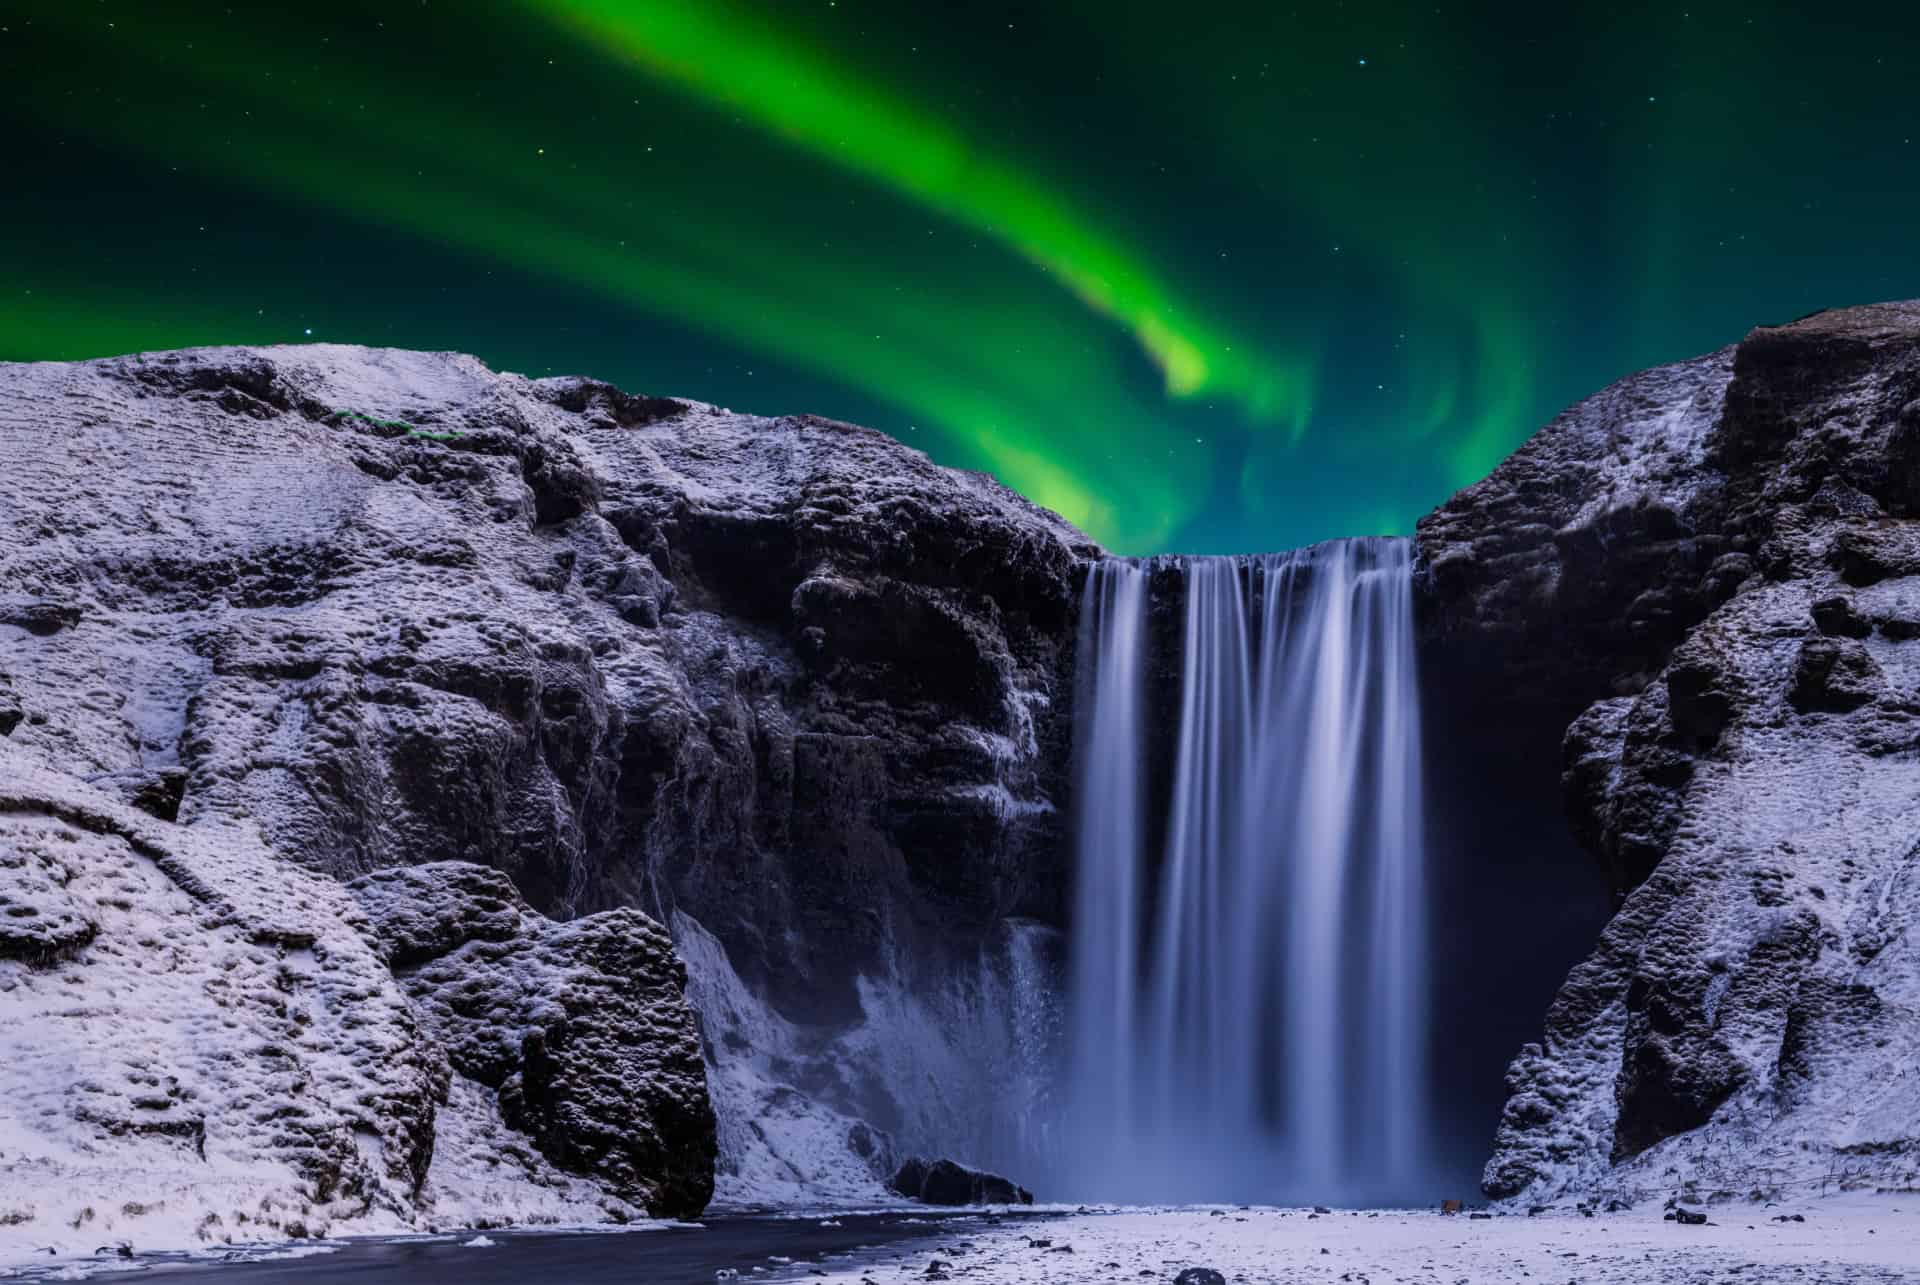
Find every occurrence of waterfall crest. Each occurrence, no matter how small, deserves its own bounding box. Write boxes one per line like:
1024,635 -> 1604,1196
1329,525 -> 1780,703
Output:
1066,538 -> 1428,1203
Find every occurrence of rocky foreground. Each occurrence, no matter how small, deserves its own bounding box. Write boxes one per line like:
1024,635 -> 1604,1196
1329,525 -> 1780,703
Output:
0,743 -> 713,1256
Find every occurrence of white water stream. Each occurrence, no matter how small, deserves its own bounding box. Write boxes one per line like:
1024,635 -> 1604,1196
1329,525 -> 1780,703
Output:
1066,539 -> 1428,1202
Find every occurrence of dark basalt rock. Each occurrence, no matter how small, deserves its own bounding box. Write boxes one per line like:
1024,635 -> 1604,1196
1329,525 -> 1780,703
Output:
1788,637 -> 1885,712
1810,593 -> 1872,637
1415,344 -> 1744,722
1610,977 -> 1746,1162
888,1156 -> 1033,1206
1424,301 -> 1920,1203
118,767 -> 188,823
351,862 -> 717,1219
0,599 -> 82,636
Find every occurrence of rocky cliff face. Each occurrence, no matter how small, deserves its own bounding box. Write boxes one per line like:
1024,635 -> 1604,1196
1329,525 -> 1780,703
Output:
0,343 -> 1093,1222
1419,301 -> 1920,1202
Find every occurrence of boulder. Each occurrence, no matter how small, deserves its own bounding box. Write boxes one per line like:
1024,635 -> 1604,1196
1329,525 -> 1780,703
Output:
1788,637 -> 1884,712
889,1157 -> 1033,1206
349,863 -> 717,1219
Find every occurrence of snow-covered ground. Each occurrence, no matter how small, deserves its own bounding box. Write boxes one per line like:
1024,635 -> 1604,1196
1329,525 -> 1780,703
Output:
809,1197 -> 1920,1284
5,1198 -> 1913,1281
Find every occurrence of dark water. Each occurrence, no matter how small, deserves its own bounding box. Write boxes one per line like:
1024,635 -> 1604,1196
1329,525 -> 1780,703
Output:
128,1212 -> 1052,1284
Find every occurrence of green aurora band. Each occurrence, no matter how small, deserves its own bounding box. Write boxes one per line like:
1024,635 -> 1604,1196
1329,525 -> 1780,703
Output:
535,0 -> 1315,423
2,2 -> 1916,553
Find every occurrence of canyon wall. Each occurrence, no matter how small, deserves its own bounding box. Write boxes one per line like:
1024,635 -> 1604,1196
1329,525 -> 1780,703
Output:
1418,301 -> 1920,1201
6,301 -> 1919,1236
0,343 -> 1090,1240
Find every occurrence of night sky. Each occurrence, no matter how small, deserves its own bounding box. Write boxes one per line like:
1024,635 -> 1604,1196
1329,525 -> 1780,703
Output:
4,3 -> 1916,554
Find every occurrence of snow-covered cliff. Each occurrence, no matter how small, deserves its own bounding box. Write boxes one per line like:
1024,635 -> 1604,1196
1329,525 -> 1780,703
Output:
8,301 -> 1920,1245
1419,301 -> 1920,1203
0,343 -> 1091,1254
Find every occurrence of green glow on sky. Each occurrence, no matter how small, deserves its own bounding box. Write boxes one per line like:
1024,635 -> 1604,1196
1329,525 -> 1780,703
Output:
534,0 -> 1312,424
1,1 -> 1915,553
6,4 -> 1221,545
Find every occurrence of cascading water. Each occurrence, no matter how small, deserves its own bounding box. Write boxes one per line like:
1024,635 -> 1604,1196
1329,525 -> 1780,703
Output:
1065,538 -> 1428,1203
1066,559 -> 1149,1148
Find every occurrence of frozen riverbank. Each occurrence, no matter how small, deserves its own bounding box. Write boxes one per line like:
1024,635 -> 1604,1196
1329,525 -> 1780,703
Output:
809,1196 -> 1920,1284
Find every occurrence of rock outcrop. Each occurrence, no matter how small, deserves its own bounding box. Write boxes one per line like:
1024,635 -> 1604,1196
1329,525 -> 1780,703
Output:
1420,301 -> 1920,1202
0,744 -> 717,1257
0,343 -> 1093,1217
350,863 -> 717,1219
888,1156 -> 1034,1206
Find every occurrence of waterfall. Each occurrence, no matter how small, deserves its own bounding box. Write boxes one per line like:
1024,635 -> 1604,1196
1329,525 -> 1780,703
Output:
1067,560 -> 1149,1144
1065,538 -> 1428,1203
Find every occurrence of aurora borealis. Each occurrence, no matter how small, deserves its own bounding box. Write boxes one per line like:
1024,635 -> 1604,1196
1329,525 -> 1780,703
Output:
4,4 -> 1916,553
